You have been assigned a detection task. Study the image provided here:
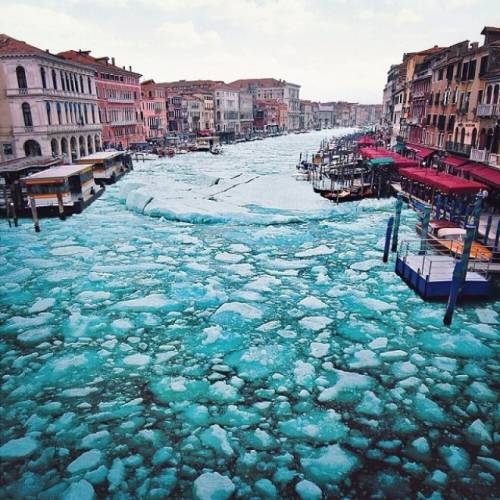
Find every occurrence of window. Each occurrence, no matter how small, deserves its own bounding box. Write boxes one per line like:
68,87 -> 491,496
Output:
22,102 -> 33,126
46,101 -> 52,125
57,102 -> 62,124
452,88 -> 458,104
16,66 -> 28,89
70,74 -> 75,92
455,62 -> 461,81
65,73 -> 70,91
80,75 -> 84,93
40,67 -> 47,89
84,104 -> 88,124
438,69 -> 444,81
479,56 -> 489,76
91,104 -> 96,123
446,64 -> 454,81
447,115 -> 455,132
461,62 -> 469,81
434,93 -> 440,105
88,77 -> 92,94
432,114 -> 437,126
438,115 -> 446,131
3,143 -> 13,156
51,69 -> 57,90
478,89 -> 483,106
468,59 -> 476,80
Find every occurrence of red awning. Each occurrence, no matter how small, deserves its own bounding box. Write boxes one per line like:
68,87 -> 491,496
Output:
458,162 -> 500,189
399,167 -> 487,194
442,154 -> 468,168
357,135 -> 375,146
405,143 -> 435,159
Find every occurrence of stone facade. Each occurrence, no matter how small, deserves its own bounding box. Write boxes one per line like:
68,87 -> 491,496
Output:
214,86 -> 240,134
0,34 -> 102,163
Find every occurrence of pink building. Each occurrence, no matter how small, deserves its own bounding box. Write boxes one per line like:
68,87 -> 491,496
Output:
141,79 -> 167,140
58,50 -> 145,148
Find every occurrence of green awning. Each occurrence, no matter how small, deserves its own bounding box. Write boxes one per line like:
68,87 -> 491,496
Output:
368,157 -> 394,166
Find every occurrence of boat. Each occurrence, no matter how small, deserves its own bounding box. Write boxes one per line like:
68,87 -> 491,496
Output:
175,148 -> 189,154
76,151 -> 131,185
131,152 -> 159,161
416,220 -> 492,260
210,145 -> 223,155
293,172 -> 309,181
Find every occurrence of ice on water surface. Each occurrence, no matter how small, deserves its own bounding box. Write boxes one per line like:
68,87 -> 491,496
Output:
1,130 -> 499,498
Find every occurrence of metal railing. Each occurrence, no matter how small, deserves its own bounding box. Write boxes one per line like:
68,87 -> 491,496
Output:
470,149 -> 489,162
476,103 -> 498,117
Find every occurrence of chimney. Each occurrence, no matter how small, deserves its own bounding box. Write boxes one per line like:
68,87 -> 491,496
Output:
129,65 -> 132,72
111,57 -> 116,65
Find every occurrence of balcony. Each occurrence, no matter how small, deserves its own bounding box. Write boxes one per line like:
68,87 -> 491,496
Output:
470,149 -> 489,162
446,141 -> 471,156
6,87 -> 97,99
476,103 -> 498,117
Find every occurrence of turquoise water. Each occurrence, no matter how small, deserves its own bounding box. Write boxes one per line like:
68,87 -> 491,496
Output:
1,130 -> 498,499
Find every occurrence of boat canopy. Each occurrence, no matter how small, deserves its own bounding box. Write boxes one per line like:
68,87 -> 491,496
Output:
357,135 -> 375,146
361,147 -> 419,168
441,154 -> 468,168
368,157 -> 394,166
405,143 -> 435,159
457,161 -> 500,189
399,167 -> 487,194
437,228 -> 466,239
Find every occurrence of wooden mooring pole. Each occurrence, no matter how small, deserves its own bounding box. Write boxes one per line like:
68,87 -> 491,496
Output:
383,216 -> 394,263
391,193 -> 403,252
56,192 -> 66,220
29,197 -> 40,233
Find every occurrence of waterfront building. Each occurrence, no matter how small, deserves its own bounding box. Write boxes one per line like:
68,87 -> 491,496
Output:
214,86 -> 240,137
0,34 -> 102,163
184,95 -> 203,133
159,79 -> 224,96
239,91 -> 254,135
192,93 -> 215,133
166,94 -> 187,133
141,79 -> 167,140
355,104 -> 383,126
229,78 -> 301,130
299,100 -> 315,130
58,50 -> 144,149
317,102 -> 335,128
253,99 -> 288,132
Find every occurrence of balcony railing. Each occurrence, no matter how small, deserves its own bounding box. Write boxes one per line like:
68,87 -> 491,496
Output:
446,141 -> 471,156
470,149 -> 489,162
476,103 -> 498,117
6,87 -> 97,99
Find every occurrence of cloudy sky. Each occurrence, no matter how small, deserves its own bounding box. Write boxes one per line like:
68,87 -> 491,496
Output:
1,0 -> 498,103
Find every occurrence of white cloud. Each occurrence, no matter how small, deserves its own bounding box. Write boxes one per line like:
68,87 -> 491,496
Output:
157,21 -> 222,50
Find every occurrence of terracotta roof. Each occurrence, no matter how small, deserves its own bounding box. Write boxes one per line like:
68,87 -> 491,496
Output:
229,78 -> 286,89
58,50 -> 142,77
0,33 -> 48,57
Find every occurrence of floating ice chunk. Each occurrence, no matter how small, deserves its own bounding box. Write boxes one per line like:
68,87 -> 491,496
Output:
279,410 -> 348,443
123,353 -> 151,367
413,394 -> 453,426
111,318 -> 133,333
296,245 -> 335,258
152,447 -> 174,466
299,316 -> 332,331
465,419 -> 492,446
29,298 -> 56,313
380,350 -> 408,361
0,436 -> 38,460
368,337 -> 388,350
245,275 -> 281,292
193,472 -> 235,500
300,444 -> 359,485
67,449 -> 102,474
200,425 -> 234,457
465,381 -> 496,402
79,431 -> 111,450
310,342 -> 329,358
225,344 -> 293,379
150,376 -> 209,403
215,252 -> 244,263
359,297 -> 396,313
61,387 -> 98,398
16,327 -> 53,346
112,294 -> 179,312
208,381 -> 240,403
229,244 -> 250,253
1,312 -> 54,334
426,470 -> 447,488
299,296 -> 327,310
318,369 -> 373,404
349,349 -> 380,369
211,302 -> 263,323
350,259 -> 381,272
355,391 -> 383,416
439,445 -> 470,473
391,361 -> 417,379
255,478 -> 278,498
477,457 -> 500,473
62,479 -> 95,500
294,360 -> 315,388
51,245 -> 92,257
108,458 -> 125,492
475,308 -> 498,324
202,325 -> 223,345
77,291 -> 111,303
295,479 -> 322,500
419,331 -> 492,358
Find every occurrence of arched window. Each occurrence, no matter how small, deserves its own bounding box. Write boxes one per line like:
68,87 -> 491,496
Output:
40,67 -> 47,89
73,74 -> 78,92
16,66 -> 27,89
84,104 -> 88,124
471,128 -> 477,148
454,127 -> 458,143
70,74 -> 75,92
88,77 -> 92,94
80,75 -> 84,94
486,128 -> 493,150
460,127 -> 465,145
65,73 -> 70,91
22,102 -> 33,127
56,102 -> 62,124
61,71 -> 66,91
24,140 -> 41,157
52,69 -> 57,89
64,102 -> 69,122
46,101 -> 52,125
494,85 -> 499,105
486,85 -> 492,104
91,104 -> 96,124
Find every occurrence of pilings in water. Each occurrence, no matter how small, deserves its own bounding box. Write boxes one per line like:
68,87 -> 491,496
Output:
391,193 -> 403,252
57,192 -> 66,221
383,216 -> 394,263
29,197 -> 40,233
419,204 -> 431,255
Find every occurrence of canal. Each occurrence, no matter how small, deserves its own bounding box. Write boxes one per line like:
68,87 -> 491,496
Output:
1,130 -> 498,498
